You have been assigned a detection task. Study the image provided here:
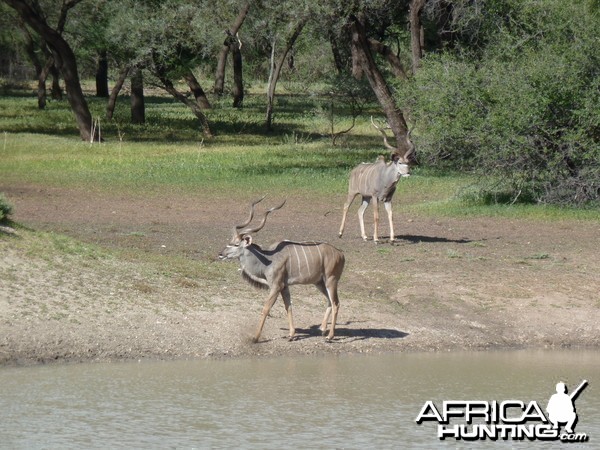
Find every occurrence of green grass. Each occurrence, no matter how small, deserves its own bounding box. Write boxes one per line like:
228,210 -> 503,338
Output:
0,132 -> 374,195
1,88 -> 598,221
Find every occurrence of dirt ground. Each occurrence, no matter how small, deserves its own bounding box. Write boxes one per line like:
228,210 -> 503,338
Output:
1,183 -> 599,366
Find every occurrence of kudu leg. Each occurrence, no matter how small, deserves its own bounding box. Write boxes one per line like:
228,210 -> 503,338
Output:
339,193 -> 357,238
254,287 -> 281,343
384,201 -> 394,242
316,281 -> 332,336
357,197 -> 370,241
372,197 -> 380,242
324,277 -> 340,341
281,286 -> 296,341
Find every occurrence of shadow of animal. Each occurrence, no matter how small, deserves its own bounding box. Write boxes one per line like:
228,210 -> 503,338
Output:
392,234 -> 473,244
284,323 -> 409,342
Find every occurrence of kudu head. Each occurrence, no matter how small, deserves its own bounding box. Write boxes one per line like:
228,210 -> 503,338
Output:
371,116 -> 415,178
218,196 -> 286,260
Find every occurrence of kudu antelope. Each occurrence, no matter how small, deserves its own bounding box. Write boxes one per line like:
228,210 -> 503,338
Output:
219,197 -> 345,343
339,118 -> 415,243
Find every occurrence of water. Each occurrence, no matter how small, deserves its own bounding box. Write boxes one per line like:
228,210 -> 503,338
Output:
1,350 -> 598,449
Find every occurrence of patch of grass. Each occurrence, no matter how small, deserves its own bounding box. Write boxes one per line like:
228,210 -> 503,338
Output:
1,91 -> 598,221
526,253 -> 551,260
46,233 -> 109,260
446,249 -> 462,259
127,231 -> 147,237
132,282 -> 155,294
0,131 -> 381,197
470,241 -> 487,248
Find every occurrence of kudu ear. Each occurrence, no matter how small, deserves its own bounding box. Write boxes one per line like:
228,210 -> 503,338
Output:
242,235 -> 252,247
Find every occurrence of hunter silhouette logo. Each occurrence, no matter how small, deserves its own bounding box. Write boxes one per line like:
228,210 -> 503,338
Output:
547,380 -> 587,435
416,380 -> 589,442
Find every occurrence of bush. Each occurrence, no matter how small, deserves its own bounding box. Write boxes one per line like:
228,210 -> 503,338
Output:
397,0 -> 600,206
0,193 -> 13,222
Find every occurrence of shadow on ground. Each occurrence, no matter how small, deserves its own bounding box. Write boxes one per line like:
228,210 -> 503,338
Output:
288,323 -> 409,342
393,234 -> 473,244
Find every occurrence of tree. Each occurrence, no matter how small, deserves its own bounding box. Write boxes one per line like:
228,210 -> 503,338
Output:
409,0 -> 425,74
230,32 -> 244,108
368,37 -> 408,80
349,13 -> 412,156
19,22 -> 52,109
95,49 -> 109,98
213,1 -> 250,97
106,66 -> 129,120
265,17 -> 307,130
157,70 -> 213,137
104,0 -> 213,136
184,71 -> 211,110
130,67 -> 145,124
4,0 -> 95,141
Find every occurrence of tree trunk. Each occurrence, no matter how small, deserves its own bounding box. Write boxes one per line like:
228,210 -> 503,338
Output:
39,41 -> 63,100
265,18 -> 307,130
213,41 -> 229,97
231,35 -> 243,108
184,71 -> 212,109
349,14 -> 411,155
95,49 -> 109,97
160,77 -> 213,138
130,68 -> 145,124
350,30 -> 363,80
5,0 -> 94,141
328,29 -> 344,74
410,0 -> 426,74
213,2 -> 250,96
106,66 -> 129,120
36,73 -> 47,109
368,38 -> 408,80
49,65 -> 62,100
20,24 -> 47,109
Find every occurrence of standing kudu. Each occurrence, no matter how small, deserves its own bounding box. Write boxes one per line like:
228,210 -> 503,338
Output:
219,197 -> 345,343
339,118 -> 415,243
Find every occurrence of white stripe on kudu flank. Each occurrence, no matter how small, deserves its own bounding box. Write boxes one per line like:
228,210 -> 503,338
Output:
300,245 -> 310,275
292,245 -> 303,278
357,170 -> 364,193
362,167 -> 370,193
362,165 -> 375,193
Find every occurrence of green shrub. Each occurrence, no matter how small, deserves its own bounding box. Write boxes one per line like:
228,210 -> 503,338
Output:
0,193 -> 13,222
397,0 -> 600,206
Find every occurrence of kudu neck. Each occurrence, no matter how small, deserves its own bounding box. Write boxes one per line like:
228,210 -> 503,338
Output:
241,243 -> 271,266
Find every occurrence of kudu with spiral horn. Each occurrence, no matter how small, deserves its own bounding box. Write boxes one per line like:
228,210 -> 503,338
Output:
219,197 -> 345,343
339,117 -> 415,243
